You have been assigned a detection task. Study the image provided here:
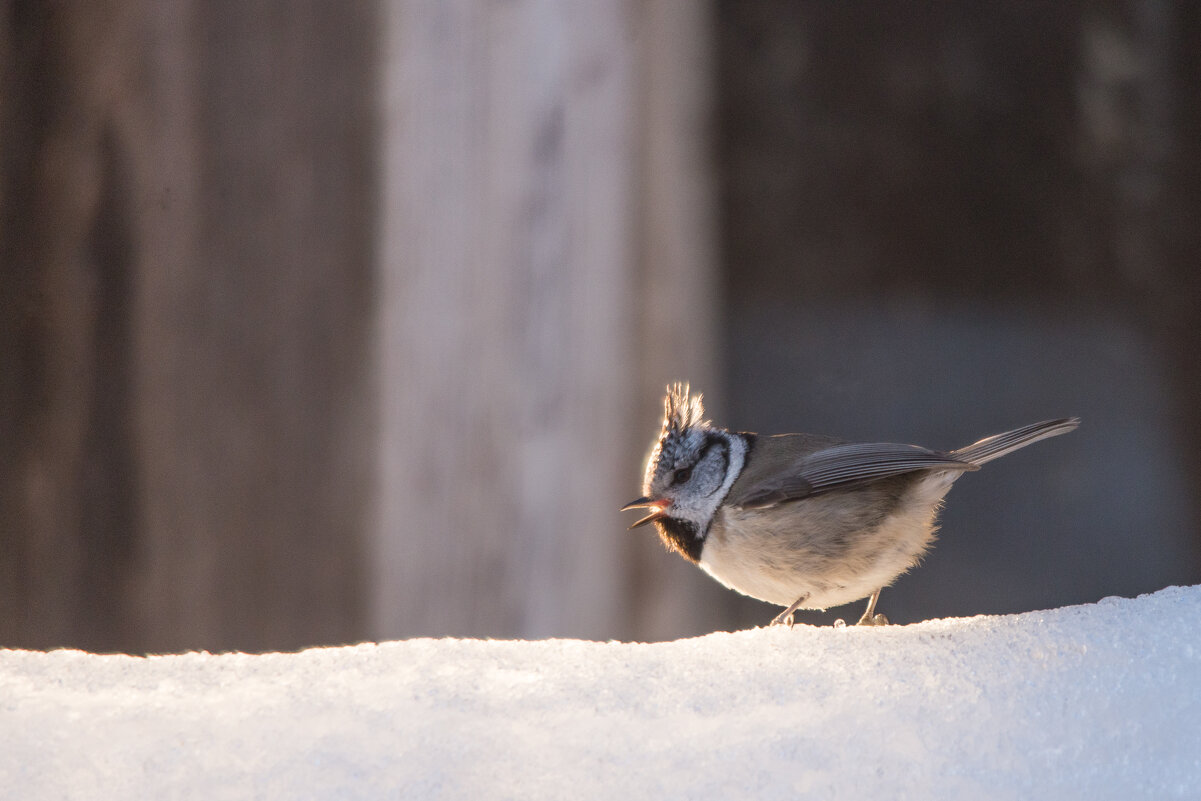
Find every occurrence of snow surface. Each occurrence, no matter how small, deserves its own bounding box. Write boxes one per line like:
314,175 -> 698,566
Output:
2,586 -> 1200,800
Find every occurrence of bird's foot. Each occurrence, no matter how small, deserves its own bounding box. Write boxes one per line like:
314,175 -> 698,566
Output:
852,589 -> 888,626
769,609 -> 796,628
769,593 -> 810,628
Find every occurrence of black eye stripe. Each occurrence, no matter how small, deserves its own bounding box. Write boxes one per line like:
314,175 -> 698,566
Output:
701,438 -> 730,498
692,438 -> 717,464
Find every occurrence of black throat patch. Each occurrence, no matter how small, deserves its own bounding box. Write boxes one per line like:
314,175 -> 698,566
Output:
654,516 -> 703,563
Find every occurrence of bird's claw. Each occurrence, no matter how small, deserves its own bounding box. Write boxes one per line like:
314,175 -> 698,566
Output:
769,610 -> 796,628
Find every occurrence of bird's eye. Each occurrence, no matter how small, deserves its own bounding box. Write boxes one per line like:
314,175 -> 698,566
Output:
673,467 -> 692,485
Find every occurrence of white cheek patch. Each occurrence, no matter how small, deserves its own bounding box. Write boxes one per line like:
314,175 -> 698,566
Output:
670,434 -> 747,535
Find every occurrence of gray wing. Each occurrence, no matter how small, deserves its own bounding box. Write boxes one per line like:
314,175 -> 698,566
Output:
729,441 -> 978,509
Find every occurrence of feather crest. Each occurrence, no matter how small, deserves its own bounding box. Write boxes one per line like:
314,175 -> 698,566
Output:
662,382 -> 706,433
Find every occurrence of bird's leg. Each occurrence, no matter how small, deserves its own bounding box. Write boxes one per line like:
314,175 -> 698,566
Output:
855,589 -> 889,626
770,594 -> 810,628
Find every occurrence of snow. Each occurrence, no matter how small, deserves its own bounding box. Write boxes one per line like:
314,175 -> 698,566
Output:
3,586 -> 1200,800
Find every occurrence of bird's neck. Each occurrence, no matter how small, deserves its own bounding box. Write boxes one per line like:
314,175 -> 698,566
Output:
654,516 -> 704,563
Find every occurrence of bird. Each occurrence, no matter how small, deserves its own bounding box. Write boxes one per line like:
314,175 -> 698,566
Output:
622,383 -> 1079,627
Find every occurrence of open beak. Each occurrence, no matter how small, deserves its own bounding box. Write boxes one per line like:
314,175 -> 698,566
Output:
621,496 -> 670,530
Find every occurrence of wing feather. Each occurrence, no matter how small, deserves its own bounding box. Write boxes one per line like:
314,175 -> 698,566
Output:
731,441 -> 976,509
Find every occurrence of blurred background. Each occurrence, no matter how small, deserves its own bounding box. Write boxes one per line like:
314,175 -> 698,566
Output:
2,1 -> 1199,653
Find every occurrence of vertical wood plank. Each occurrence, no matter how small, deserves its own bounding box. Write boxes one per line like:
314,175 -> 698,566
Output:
131,0 -> 378,652
375,0 -> 721,640
0,0 -> 378,652
376,0 -> 639,638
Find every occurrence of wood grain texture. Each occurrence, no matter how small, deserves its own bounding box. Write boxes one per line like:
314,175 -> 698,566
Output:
373,0 -> 720,640
0,0 -> 377,652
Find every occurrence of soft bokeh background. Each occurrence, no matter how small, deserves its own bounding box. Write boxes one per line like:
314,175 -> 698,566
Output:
2,1 -> 1199,653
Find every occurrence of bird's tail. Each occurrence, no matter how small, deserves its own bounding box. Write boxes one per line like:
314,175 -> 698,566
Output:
950,418 -> 1080,466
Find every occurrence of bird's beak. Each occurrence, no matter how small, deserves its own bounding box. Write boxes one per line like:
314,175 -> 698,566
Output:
621,496 -> 670,530
620,496 -> 656,512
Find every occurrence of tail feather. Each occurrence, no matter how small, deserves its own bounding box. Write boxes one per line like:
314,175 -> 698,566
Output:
950,418 -> 1080,466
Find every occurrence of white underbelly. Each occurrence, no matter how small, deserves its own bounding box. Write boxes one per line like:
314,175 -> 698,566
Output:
698,471 -> 958,610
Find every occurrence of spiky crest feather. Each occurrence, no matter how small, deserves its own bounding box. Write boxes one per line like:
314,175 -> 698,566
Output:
662,382 -> 706,434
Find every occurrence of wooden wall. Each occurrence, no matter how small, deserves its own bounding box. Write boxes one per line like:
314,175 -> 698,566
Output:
0,0 -> 721,651
1,1 -> 378,652
7,2 -> 1197,650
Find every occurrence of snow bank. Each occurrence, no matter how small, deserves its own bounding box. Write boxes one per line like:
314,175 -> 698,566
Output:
3,586 -> 1199,800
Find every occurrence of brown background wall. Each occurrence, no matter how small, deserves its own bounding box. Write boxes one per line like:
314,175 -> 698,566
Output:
2,1 -> 1198,652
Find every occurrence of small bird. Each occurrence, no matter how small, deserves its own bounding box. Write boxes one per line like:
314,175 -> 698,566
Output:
623,383 -> 1079,627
